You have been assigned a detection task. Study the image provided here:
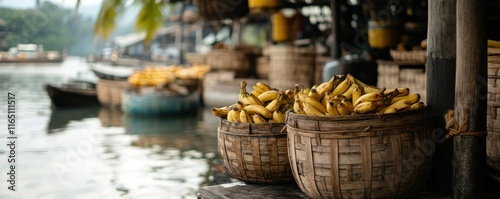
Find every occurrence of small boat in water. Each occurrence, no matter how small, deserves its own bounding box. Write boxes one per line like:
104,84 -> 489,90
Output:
121,89 -> 200,115
89,63 -> 137,80
44,80 -> 99,107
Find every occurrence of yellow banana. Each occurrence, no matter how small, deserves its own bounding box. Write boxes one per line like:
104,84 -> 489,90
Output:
272,110 -> 286,123
239,81 -> 263,106
316,75 -> 338,96
243,104 -> 273,118
347,74 -> 381,93
285,89 -> 294,101
253,114 -> 267,124
256,82 -> 272,92
239,109 -> 253,123
488,39 -> 500,48
303,101 -> 325,116
235,101 -> 245,111
211,106 -> 232,118
354,101 -> 384,114
251,90 -> 261,97
326,100 -> 339,116
353,93 -> 384,107
252,85 -> 266,95
341,98 -> 354,112
331,77 -> 352,96
380,100 -> 410,113
384,87 -> 410,97
409,102 -> 425,110
293,98 -> 303,114
342,83 -> 358,99
302,87 -> 311,96
352,87 -> 364,106
265,92 -> 283,112
336,102 -> 351,115
258,90 -> 280,103
299,93 -> 327,113
382,107 -> 397,114
308,88 -> 322,101
391,93 -> 420,104
227,108 -> 240,122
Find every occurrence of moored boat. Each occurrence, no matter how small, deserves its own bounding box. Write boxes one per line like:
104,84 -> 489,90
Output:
44,80 -> 99,107
121,90 -> 200,115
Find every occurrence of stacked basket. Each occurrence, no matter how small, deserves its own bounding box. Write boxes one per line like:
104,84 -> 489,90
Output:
487,47 -> 500,183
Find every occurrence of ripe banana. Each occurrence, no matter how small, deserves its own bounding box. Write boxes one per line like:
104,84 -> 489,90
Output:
293,97 -> 303,114
308,88 -> 322,101
326,100 -> 339,116
352,87 -> 363,106
303,101 -> 325,116
258,90 -> 280,103
391,93 -> 420,104
256,82 -> 272,92
239,81 -> 263,106
331,77 -> 352,96
265,92 -> 283,112
342,83 -> 358,99
240,109 -> 253,123
336,102 -> 351,115
380,100 -> 410,113
353,101 -> 384,114
299,93 -> 327,113
253,114 -> 267,124
211,106 -> 231,118
316,75 -> 338,96
227,108 -> 240,122
384,87 -> 410,97
272,110 -> 286,123
347,74 -> 381,93
252,85 -> 266,95
244,104 -> 273,118
302,87 -> 311,95
409,102 -> 425,110
341,98 -> 354,112
353,93 -> 384,107
251,90 -> 261,97
382,107 -> 397,114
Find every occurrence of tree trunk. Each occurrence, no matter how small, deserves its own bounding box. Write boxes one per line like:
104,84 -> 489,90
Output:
426,0 -> 456,193
453,0 -> 487,198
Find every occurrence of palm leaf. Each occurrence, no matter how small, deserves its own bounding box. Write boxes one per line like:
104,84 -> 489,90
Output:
135,0 -> 166,43
93,0 -> 126,41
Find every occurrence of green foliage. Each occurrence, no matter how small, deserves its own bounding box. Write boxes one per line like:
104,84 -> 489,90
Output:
0,1 -> 91,52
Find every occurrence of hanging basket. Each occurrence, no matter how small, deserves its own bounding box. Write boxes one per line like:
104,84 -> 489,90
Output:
286,108 -> 433,198
196,0 -> 249,21
217,118 -> 294,184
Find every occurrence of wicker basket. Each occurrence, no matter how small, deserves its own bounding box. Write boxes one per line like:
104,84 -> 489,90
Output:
286,108 -> 433,198
96,79 -> 129,109
217,118 -> 294,184
196,0 -> 249,21
206,49 -> 251,76
487,55 -> 500,183
390,50 -> 426,62
268,45 -> 316,90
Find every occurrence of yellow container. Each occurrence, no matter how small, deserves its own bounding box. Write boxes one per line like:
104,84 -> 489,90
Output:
249,0 -> 280,8
368,20 -> 401,49
272,12 -> 290,42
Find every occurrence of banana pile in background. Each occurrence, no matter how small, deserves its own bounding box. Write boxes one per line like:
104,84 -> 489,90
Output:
128,64 -> 210,87
293,74 -> 425,116
211,81 -> 295,123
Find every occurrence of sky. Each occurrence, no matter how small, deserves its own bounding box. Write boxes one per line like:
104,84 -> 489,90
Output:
0,0 -> 103,8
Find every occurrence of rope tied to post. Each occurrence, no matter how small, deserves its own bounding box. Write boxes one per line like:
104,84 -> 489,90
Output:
444,108 -> 486,139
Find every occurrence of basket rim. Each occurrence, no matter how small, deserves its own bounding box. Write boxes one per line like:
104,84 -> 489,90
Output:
219,118 -> 287,136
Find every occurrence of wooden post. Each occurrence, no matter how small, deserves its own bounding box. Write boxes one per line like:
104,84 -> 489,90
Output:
426,0 -> 456,193
454,0 -> 487,198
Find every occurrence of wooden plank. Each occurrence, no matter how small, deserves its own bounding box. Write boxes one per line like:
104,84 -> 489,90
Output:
454,0 -> 487,198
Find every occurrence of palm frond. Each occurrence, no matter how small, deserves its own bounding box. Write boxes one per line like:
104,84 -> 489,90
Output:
135,0 -> 166,43
93,0 -> 126,41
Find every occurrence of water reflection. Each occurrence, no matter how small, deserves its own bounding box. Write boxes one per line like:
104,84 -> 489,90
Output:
99,107 -> 125,127
47,105 -> 101,133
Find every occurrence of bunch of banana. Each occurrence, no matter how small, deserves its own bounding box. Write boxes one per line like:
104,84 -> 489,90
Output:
128,66 -> 176,87
291,74 -> 426,116
211,81 -> 294,123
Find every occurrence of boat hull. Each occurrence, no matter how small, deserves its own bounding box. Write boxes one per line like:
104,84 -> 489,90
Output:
44,84 -> 99,107
121,91 -> 200,115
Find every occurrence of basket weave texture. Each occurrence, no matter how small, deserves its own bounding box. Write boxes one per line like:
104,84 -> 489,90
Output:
97,79 -> 129,109
390,50 -> 426,62
487,55 -> 500,182
286,108 -> 433,198
217,119 -> 294,184
268,45 -> 316,90
196,0 -> 249,20
206,49 -> 250,72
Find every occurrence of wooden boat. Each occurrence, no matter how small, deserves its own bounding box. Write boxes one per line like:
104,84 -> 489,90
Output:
44,80 -> 100,107
89,63 -> 137,80
0,57 -> 65,64
121,90 -> 200,115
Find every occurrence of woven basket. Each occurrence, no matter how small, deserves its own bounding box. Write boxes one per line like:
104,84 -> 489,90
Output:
196,0 -> 249,21
390,50 -> 426,62
96,79 -> 129,109
286,108 -> 433,198
217,118 -> 294,184
206,49 -> 250,75
268,45 -> 316,90
487,55 -> 500,183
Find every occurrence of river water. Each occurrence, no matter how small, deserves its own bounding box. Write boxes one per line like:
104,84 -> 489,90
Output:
0,57 -> 233,199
